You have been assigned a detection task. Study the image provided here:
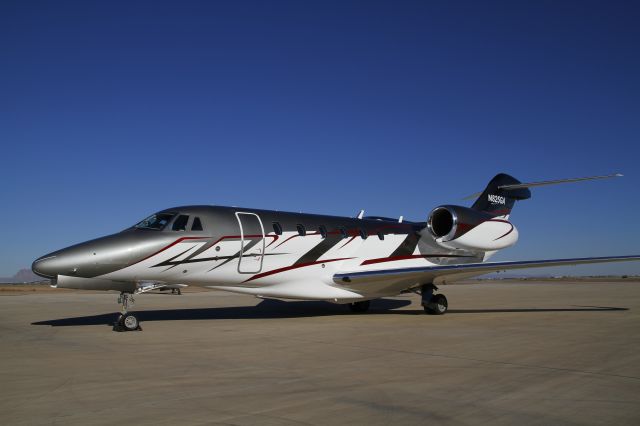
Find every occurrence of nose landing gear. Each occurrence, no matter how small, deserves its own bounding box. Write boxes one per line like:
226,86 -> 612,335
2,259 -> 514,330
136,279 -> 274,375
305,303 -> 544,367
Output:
421,284 -> 448,315
113,292 -> 142,332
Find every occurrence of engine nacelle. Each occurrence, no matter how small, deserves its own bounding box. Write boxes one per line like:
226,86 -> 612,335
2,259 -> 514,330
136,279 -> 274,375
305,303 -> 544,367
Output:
425,205 -> 518,251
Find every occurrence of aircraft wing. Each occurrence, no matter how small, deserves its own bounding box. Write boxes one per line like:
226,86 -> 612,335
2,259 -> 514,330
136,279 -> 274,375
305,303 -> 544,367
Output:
333,255 -> 640,296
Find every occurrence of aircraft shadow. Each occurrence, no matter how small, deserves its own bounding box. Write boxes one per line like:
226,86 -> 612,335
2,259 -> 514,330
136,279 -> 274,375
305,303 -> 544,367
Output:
31,299 -> 411,327
447,306 -> 629,314
31,301 -> 627,328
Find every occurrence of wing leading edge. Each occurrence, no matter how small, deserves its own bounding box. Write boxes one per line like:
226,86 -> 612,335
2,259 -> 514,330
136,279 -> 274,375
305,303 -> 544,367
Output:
333,255 -> 640,296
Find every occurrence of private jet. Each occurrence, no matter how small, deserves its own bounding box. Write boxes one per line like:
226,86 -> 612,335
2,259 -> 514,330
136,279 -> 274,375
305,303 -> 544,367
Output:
32,173 -> 640,331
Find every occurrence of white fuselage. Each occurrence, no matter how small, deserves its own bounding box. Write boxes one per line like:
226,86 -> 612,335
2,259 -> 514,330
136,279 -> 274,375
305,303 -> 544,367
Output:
92,208 -> 496,302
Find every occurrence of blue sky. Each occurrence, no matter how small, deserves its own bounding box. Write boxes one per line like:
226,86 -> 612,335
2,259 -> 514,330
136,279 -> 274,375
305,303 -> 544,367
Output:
1,1 -> 639,276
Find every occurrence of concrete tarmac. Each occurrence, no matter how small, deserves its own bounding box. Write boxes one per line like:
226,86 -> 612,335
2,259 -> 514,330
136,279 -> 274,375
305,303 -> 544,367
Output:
1,281 -> 639,425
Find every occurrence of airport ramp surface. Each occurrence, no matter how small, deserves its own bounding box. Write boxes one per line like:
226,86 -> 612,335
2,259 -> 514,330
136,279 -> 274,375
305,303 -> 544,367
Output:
1,280 -> 640,425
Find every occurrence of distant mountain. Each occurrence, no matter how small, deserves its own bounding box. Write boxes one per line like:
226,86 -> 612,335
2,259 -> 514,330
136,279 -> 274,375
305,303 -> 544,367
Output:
0,268 -> 45,283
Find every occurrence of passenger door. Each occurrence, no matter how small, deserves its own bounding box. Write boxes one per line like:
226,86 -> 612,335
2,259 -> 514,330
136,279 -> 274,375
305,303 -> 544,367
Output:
235,212 -> 265,274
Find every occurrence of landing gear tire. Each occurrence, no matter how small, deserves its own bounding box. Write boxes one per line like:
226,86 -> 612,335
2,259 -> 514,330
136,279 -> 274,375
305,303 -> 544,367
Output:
348,300 -> 370,313
113,292 -> 142,331
424,294 -> 448,315
120,313 -> 140,331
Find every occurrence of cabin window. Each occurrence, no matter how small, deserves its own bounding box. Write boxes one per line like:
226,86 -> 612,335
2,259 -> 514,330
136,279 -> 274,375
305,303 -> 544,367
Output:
191,217 -> 203,231
377,231 -> 385,240
273,222 -> 283,235
172,215 -> 189,231
360,228 -> 368,239
297,224 -> 306,236
339,227 -> 348,239
134,213 -> 176,230
319,225 -> 327,239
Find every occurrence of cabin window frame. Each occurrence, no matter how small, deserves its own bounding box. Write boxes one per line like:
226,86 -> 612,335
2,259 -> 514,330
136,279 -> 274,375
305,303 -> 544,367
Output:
339,227 -> 348,239
172,214 -> 190,231
191,217 -> 204,231
360,228 -> 368,239
273,222 -> 283,235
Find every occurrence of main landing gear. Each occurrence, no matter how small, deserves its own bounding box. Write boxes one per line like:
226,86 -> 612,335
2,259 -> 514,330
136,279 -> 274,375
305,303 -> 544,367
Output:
421,284 -> 448,315
113,292 -> 142,332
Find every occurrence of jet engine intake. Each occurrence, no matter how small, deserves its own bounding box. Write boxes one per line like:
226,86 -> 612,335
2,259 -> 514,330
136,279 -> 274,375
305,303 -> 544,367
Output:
427,205 -> 492,242
425,205 -> 518,251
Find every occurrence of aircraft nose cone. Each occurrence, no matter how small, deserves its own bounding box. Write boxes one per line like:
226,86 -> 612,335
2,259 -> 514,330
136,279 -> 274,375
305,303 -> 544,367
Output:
32,255 -> 58,279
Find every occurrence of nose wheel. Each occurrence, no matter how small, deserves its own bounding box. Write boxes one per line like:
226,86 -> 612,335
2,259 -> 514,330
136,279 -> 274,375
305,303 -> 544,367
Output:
113,292 -> 142,331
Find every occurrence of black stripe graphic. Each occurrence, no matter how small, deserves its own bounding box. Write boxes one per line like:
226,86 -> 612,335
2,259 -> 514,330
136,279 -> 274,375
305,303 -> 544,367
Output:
389,232 -> 419,258
153,238 -> 263,269
206,239 -> 262,271
294,236 -> 343,265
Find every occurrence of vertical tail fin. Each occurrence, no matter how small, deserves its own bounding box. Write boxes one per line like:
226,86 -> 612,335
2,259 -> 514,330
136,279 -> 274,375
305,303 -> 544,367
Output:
469,172 -> 621,217
471,173 -> 531,217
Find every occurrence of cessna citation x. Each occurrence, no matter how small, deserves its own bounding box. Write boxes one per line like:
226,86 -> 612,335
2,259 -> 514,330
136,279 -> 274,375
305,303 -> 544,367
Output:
33,173 -> 640,331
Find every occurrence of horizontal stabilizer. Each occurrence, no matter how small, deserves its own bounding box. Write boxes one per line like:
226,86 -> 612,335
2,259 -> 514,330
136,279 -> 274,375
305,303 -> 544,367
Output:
498,173 -> 623,190
463,173 -> 622,201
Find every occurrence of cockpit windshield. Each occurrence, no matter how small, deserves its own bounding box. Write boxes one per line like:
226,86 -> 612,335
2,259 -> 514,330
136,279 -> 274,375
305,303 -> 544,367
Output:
134,213 -> 176,230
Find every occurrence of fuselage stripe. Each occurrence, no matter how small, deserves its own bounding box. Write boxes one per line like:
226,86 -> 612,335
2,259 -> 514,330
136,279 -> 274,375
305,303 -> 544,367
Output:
243,257 -> 353,282
361,254 -> 472,266
133,236 -> 209,265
